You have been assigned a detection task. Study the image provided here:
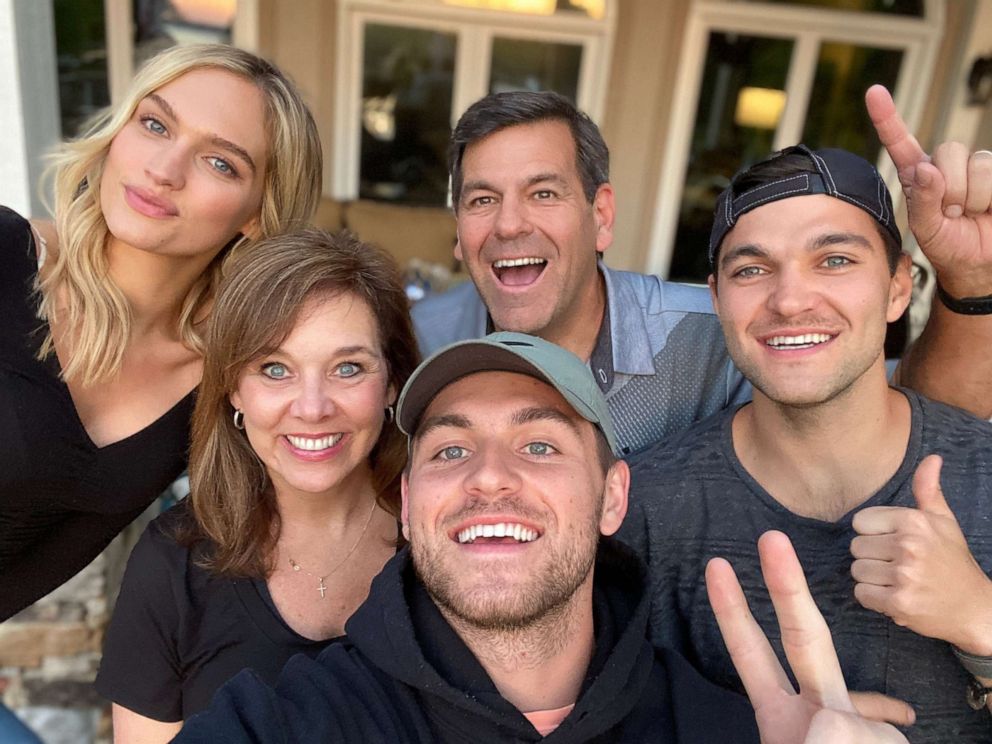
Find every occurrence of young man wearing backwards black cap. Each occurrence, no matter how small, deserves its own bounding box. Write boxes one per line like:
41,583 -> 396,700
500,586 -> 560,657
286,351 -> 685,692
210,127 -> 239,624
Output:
174,333 -> 910,743
621,144 -> 992,743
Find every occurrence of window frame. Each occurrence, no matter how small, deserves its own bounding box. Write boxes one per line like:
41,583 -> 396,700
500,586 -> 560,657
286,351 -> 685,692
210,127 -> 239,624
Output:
644,0 -> 944,278
332,0 -> 617,201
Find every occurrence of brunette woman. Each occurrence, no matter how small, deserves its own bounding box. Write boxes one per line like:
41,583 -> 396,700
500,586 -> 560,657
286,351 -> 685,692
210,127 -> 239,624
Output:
0,44 -> 321,619
95,229 -> 420,742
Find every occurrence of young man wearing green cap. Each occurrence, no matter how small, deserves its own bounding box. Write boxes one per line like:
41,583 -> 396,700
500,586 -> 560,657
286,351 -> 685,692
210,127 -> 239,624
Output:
174,333 -> 910,743
623,144 -> 992,743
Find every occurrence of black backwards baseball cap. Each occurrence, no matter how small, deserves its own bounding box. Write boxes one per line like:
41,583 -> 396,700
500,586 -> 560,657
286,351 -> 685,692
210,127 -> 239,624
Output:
708,144 -> 901,269
397,332 -> 618,455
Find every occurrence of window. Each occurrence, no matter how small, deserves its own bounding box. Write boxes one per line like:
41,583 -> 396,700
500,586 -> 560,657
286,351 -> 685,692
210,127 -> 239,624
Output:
334,0 -> 616,205
53,1 -> 257,137
646,0 -> 943,282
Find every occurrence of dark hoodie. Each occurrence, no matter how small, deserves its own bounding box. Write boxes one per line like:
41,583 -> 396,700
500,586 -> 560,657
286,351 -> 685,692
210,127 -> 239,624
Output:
174,539 -> 759,743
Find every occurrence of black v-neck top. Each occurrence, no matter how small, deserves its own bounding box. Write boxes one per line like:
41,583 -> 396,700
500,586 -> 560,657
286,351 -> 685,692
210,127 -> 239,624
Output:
0,207 -> 194,620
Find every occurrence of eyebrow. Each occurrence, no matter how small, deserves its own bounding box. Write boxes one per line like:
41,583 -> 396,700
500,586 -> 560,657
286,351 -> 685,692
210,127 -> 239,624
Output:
720,231 -> 876,272
147,93 -> 257,174
413,413 -> 473,444
511,406 -> 582,436
460,172 -> 570,197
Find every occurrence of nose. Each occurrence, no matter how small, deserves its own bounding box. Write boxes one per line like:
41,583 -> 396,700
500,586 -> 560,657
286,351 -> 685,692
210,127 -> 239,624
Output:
462,443 -> 522,498
145,143 -> 187,189
289,375 -> 337,422
493,196 -> 533,241
765,264 -> 817,318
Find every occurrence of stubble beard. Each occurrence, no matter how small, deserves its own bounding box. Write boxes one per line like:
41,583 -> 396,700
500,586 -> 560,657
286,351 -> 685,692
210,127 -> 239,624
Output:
410,500 -> 602,633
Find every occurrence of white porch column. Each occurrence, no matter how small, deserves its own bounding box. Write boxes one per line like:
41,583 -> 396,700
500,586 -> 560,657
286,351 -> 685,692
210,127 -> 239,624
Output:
0,0 -> 60,218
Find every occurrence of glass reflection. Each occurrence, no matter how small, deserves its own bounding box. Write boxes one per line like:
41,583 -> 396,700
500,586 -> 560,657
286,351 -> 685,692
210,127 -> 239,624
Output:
360,24 -> 456,205
489,37 -> 582,101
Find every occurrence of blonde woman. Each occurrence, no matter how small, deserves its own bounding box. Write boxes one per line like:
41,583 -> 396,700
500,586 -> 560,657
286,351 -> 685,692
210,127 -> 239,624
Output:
0,44 -> 322,620
95,229 -> 419,742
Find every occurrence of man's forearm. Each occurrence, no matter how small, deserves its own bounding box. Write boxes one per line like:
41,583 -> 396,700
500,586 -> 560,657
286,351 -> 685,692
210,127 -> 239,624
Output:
897,293 -> 992,419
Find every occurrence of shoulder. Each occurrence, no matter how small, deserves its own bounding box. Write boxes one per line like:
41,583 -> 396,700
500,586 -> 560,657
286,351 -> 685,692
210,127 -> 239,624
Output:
125,502 -> 202,580
411,280 -> 487,355
627,407 -> 733,482
604,267 -> 715,317
177,644 -> 414,743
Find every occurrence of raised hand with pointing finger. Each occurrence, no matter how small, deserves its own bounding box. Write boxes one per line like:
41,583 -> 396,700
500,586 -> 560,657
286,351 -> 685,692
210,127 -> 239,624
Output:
866,85 -> 992,417
708,531 -> 913,744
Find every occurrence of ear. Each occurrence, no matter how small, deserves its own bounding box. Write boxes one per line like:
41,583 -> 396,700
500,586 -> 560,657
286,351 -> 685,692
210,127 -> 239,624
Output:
592,184 -> 615,254
708,273 -> 719,311
229,390 -> 242,411
454,237 -> 463,262
598,459 -> 629,536
239,214 -> 262,242
886,253 -> 913,323
400,471 -> 411,541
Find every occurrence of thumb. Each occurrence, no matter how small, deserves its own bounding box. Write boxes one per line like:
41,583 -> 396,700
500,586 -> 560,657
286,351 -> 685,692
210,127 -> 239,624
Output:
849,690 -> 916,727
912,454 -> 952,516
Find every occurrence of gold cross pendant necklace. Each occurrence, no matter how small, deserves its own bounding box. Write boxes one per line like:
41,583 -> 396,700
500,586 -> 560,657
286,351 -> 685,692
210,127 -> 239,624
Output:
287,495 -> 377,599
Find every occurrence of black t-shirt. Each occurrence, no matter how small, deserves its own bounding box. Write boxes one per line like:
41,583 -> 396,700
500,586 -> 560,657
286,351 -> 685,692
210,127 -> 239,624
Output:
0,207 -> 193,619
95,503 -> 339,721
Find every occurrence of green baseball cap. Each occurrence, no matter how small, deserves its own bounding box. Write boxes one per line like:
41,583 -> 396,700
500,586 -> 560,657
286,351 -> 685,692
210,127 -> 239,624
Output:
397,332 -> 618,454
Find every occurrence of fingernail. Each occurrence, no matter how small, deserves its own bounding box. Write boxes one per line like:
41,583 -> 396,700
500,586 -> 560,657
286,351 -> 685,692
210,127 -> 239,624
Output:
945,205 -> 963,218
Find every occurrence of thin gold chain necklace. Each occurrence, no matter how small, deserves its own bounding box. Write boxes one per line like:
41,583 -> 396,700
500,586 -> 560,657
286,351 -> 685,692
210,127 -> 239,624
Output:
287,495 -> 377,599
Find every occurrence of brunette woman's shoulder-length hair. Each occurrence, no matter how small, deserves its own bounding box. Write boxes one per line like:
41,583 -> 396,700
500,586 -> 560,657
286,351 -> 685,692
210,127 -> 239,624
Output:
183,228 -> 420,577
40,43 -> 322,385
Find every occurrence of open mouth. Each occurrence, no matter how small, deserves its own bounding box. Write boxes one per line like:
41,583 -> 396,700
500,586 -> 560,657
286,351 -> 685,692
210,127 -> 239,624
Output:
455,522 -> 541,545
492,257 -> 547,287
285,433 -> 344,452
765,333 -> 834,351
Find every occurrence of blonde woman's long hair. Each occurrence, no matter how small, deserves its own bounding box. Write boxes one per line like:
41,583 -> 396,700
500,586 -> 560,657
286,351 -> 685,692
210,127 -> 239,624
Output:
40,44 -> 322,385
184,229 -> 420,578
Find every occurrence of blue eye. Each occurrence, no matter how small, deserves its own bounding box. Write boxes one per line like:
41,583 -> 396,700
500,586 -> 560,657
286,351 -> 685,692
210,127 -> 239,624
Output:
337,362 -> 362,378
438,446 -> 466,461
141,116 -> 167,135
824,255 -> 851,268
261,362 -> 288,379
733,266 -> 764,279
526,442 -> 553,456
206,156 -> 237,177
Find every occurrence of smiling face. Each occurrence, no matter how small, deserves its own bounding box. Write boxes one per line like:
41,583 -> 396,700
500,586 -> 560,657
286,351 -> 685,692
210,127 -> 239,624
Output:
710,194 -> 911,408
402,371 -> 627,630
230,292 -> 395,504
100,67 -> 267,266
454,120 -> 614,343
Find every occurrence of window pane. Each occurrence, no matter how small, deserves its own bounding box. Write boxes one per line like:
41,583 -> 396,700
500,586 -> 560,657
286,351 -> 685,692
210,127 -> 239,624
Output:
669,33 -> 794,283
802,43 -> 903,160
133,0 -> 237,69
360,24 -> 457,205
739,0 -> 923,16
53,0 -> 110,137
489,37 -> 582,101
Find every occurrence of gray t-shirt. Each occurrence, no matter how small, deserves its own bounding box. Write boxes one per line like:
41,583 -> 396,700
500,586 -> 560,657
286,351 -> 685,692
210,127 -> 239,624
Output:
620,389 -> 992,743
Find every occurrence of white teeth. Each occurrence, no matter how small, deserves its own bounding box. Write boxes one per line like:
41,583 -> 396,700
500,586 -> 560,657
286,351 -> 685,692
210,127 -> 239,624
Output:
766,333 -> 833,349
455,522 -> 540,544
493,257 -> 546,268
286,433 -> 344,451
